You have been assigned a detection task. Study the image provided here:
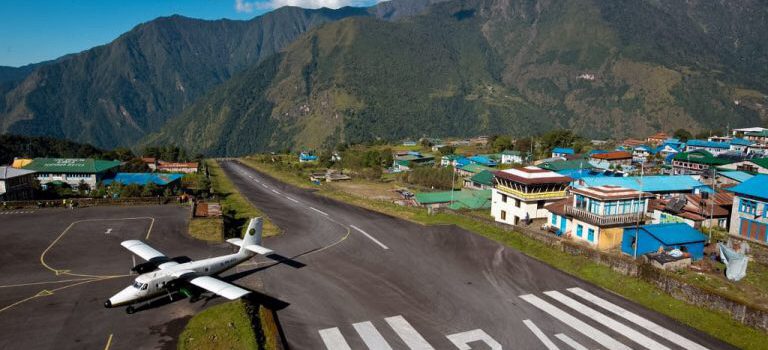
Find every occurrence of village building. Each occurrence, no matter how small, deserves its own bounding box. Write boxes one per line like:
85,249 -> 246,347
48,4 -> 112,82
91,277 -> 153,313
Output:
632,145 -> 657,164
500,150 -> 525,164
649,192 -> 733,230
717,171 -> 754,186
463,170 -> 493,190
728,175 -> 768,245
23,158 -> 120,189
546,185 -> 653,251
393,152 -> 434,172
157,162 -> 198,173
0,166 -> 36,201
728,138 -> 753,153
551,147 -> 575,158
455,163 -> 493,177
589,151 -> 632,169
299,152 -> 318,163
646,132 -> 669,145
744,130 -> 768,145
491,167 -> 571,226
621,223 -> 707,260
718,158 -> 768,174
685,140 -> 731,156
671,150 -> 732,175
573,175 -> 711,196
414,190 -> 491,210
11,158 -> 33,169
102,173 -> 184,189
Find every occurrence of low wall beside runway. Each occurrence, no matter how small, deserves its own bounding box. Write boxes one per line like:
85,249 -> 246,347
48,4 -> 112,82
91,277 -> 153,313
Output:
1,196 -> 181,209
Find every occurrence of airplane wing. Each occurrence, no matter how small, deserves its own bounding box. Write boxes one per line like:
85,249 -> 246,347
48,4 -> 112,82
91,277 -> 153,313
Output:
120,240 -> 178,269
187,276 -> 250,300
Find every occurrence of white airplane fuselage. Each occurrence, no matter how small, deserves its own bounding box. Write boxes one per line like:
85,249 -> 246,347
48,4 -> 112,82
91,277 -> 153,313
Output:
105,250 -> 254,308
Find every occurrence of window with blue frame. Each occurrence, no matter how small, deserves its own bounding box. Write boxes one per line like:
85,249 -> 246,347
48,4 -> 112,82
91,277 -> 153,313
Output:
551,214 -> 557,225
587,228 -> 595,242
740,199 -> 757,215
576,225 -> 583,237
605,202 -> 616,215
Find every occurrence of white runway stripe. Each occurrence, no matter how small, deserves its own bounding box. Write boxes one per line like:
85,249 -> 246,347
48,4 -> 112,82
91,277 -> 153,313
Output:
554,334 -> 587,350
286,197 -> 299,203
545,291 -> 670,350
522,319 -> 559,350
271,189 -> 280,194
310,207 -> 329,216
319,327 -> 352,350
520,294 -> 630,350
385,315 -> 434,350
350,225 -> 389,250
567,287 -> 709,350
353,321 -> 393,350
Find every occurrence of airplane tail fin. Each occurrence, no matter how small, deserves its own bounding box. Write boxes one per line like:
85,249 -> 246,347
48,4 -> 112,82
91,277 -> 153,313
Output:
226,218 -> 272,255
241,217 -> 263,252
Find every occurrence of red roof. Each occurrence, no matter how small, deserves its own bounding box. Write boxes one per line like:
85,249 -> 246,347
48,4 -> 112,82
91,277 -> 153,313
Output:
493,166 -> 572,185
622,139 -> 646,147
591,151 -> 632,160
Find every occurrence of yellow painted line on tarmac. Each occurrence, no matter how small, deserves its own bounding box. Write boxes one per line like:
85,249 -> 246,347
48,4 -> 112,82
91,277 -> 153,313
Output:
104,334 -> 114,350
0,276 -> 124,314
40,217 -> 155,278
0,277 -> 94,289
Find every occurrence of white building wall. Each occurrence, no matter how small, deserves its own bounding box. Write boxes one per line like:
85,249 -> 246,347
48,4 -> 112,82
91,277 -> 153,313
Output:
491,189 -> 556,225
570,219 -> 600,246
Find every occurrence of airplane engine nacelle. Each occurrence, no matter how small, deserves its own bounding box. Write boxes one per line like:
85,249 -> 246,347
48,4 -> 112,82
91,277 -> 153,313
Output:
132,262 -> 158,274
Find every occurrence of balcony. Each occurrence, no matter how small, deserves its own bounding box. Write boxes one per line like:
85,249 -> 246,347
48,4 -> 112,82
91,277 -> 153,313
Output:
496,185 -> 567,201
564,206 -> 646,227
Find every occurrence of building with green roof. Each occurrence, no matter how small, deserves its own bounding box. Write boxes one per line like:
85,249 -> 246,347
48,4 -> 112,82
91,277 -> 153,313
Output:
24,158 -> 120,188
456,163 -> 493,176
464,170 -> 494,190
671,150 -> 733,175
414,189 -> 491,210
537,159 -> 591,172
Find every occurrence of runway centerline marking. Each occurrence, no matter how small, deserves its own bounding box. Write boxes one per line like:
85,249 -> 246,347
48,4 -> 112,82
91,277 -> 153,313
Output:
286,197 -> 299,203
105,228 -> 112,234
350,225 -> 389,250
271,189 -> 280,195
309,207 -> 329,216
522,320 -> 559,350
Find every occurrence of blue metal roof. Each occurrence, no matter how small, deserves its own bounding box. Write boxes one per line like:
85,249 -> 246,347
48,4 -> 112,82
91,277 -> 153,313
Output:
729,138 -> 754,146
552,147 -> 575,155
728,174 -> 768,199
624,223 -> 706,245
455,157 -> 471,166
719,171 -> 754,183
574,175 -> 711,193
103,173 -> 184,186
469,156 -> 497,166
686,139 -> 730,149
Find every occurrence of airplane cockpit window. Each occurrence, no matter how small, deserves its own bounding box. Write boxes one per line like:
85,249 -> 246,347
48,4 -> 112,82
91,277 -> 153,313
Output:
141,284 -> 148,290
132,281 -> 142,289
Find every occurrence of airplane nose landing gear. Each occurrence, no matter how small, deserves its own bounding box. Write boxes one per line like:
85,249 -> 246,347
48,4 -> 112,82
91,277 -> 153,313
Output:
103,300 -> 112,308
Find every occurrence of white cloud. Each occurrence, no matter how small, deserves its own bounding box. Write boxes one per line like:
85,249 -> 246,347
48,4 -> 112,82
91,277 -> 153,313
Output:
235,0 -> 383,13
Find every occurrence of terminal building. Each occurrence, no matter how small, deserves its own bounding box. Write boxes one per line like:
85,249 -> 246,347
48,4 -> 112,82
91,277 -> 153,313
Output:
23,158 -> 120,189
491,166 -> 571,226
0,166 -> 36,201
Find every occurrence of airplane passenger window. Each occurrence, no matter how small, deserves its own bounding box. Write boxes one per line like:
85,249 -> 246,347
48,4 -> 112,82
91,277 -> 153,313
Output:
141,284 -> 148,290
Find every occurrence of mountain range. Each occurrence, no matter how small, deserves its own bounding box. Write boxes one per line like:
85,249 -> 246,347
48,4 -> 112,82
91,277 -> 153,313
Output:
2,0 -> 768,155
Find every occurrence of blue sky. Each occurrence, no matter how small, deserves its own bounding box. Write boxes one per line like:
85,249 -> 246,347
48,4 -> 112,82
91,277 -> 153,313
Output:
0,0 -> 381,67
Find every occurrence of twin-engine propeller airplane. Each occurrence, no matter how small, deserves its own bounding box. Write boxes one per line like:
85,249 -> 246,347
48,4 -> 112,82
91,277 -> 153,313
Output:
104,217 -> 272,314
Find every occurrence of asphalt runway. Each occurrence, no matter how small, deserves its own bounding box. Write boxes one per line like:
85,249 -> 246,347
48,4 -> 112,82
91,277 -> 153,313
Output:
222,159 -> 737,350
0,205 -> 236,350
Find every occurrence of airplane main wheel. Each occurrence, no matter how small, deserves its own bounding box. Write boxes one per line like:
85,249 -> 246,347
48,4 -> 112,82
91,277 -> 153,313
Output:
126,306 -> 135,314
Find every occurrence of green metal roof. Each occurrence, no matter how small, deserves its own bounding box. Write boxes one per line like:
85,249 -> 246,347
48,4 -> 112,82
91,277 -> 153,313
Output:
538,159 -> 591,171
415,189 -> 491,209
751,158 -> 768,169
24,158 -> 120,173
746,130 -> 768,137
459,164 -> 493,174
673,151 -> 732,166
470,170 -> 494,186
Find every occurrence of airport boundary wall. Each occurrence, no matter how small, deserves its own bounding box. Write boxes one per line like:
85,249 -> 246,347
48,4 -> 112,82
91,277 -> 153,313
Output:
1,196 -> 179,209
448,210 -> 768,332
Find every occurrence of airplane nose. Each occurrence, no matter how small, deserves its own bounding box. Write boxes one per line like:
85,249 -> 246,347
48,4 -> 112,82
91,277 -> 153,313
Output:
104,300 -> 112,308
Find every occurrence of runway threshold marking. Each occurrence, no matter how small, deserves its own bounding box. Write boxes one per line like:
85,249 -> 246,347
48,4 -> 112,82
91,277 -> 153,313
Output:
544,290 -> 669,350
319,327 -> 351,350
566,287 -> 708,350
353,321 -> 393,350
350,225 -> 389,250
309,207 -> 329,216
522,320 -> 559,350
385,315 -> 435,349
554,334 -> 587,350
104,334 -> 114,350
519,294 -> 630,350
